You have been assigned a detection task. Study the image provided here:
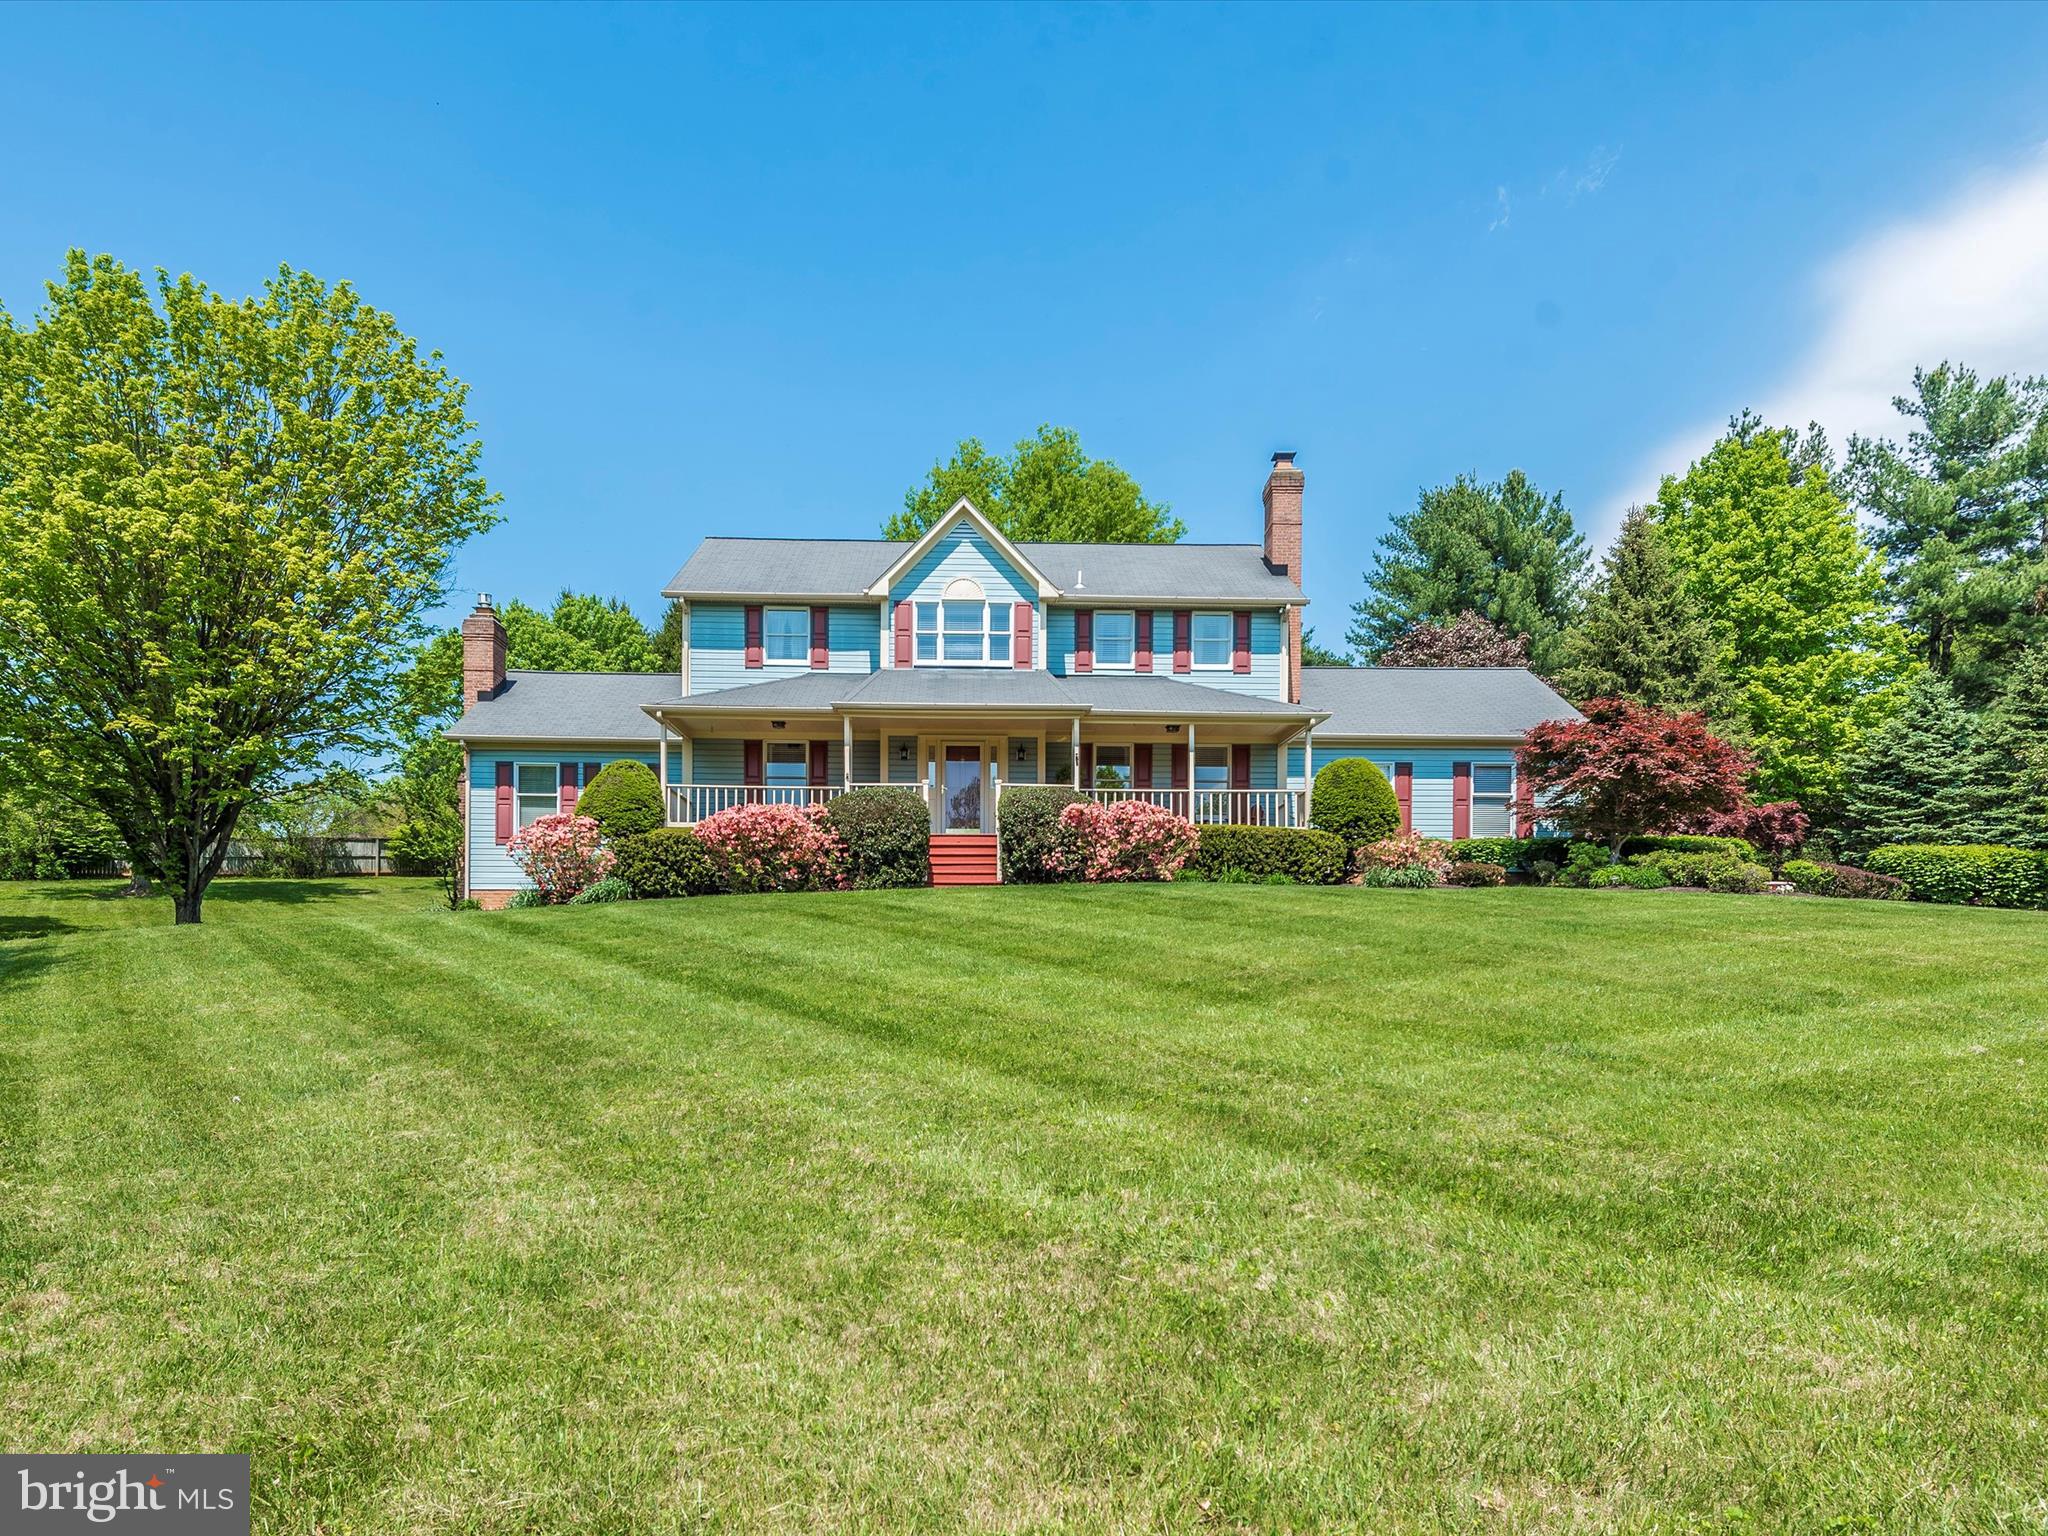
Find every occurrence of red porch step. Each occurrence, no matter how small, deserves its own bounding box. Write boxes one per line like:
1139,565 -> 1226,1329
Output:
929,835 -> 999,887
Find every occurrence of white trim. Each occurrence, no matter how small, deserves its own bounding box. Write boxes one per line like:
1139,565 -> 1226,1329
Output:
761,604 -> 810,668
514,760 -> 560,830
864,498 -> 1061,599
1188,609 -> 1234,671
1089,608 -> 1139,672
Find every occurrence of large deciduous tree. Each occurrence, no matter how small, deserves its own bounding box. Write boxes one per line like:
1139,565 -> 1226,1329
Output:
1556,505 -> 1727,715
1653,413 -> 1914,819
403,589 -> 665,727
1846,363 -> 2048,703
889,425 -> 1183,543
1348,470 -> 1587,673
0,252 -> 497,923
1518,698 -> 1751,861
1376,611 -> 1531,669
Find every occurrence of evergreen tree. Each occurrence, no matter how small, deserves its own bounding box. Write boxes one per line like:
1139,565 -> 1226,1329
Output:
1556,506 -> 1727,714
1347,470 -> 1588,673
1838,674 -> 1998,854
1299,626 -> 1351,666
1980,640 -> 2048,849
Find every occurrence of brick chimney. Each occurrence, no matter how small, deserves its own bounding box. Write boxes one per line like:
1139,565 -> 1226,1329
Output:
1263,451 -> 1304,702
462,594 -> 507,705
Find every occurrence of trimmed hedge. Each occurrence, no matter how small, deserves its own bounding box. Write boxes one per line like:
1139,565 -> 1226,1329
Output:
1448,836 -> 1571,871
577,760 -> 665,839
1447,860 -> 1506,887
1186,825 -> 1347,885
825,786 -> 931,889
1865,844 -> 2048,908
997,786 -> 1088,883
611,828 -> 722,898
1622,834 -> 1754,861
1311,759 -> 1400,848
1783,859 -> 1907,901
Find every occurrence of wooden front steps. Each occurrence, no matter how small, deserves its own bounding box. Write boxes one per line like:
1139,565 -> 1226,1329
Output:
929,835 -> 1000,886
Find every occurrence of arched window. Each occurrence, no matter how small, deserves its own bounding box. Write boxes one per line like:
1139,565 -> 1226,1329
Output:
912,577 -> 1012,664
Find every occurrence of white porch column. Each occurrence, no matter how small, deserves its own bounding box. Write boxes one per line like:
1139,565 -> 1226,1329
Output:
657,724 -> 669,815
1070,717 -> 1081,788
842,714 -> 853,790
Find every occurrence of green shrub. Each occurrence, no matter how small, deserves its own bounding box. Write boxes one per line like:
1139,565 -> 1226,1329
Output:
1783,858 -> 1907,900
998,786 -> 1088,883
1311,759 -> 1400,848
1586,859 -> 1668,890
1557,843 -> 1613,887
1621,834 -> 1754,861
611,828 -> 723,898
1186,825 -> 1347,885
1644,851 -> 1713,887
825,786 -> 931,888
567,876 -> 631,905
577,761 -> 665,839
1528,858 -> 1561,886
1706,860 -> 1770,895
1447,860 -> 1506,887
1448,836 -> 1571,871
1865,844 -> 2048,908
1357,864 -> 1438,888
505,887 -> 546,910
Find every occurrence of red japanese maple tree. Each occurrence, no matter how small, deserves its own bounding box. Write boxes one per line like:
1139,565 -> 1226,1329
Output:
1518,698 -> 1752,860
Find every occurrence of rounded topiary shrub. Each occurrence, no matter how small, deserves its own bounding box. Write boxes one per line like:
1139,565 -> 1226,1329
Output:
577,760 -> 665,840
611,828 -> 722,898
825,786 -> 931,889
997,786 -> 1088,883
1311,758 -> 1400,848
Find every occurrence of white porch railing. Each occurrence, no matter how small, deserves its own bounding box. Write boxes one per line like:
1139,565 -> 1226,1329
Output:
665,782 -> 930,826
1078,787 -> 1310,827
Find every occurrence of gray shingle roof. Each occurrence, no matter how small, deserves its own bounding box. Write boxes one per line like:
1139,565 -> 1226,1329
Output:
444,672 -> 672,742
1056,674 -> 1310,715
1301,667 -> 1580,740
664,537 -> 1300,604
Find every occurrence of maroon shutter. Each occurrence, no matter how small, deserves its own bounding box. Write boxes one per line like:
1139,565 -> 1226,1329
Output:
583,761 -> 603,793
1515,771 -> 1535,837
744,605 -> 763,669
1133,743 -> 1153,790
808,740 -> 830,786
1169,744 -> 1189,789
1173,610 -> 1192,673
494,761 -> 514,844
810,606 -> 829,670
1395,762 -> 1414,832
1232,611 -> 1252,674
1452,761 -> 1472,839
1135,609 -> 1153,673
1230,744 -> 1252,789
1074,609 -> 1093,673
1012,602 -> 1033,669
1080,743 -> 1095,786
559,760 -> 579,814
743,740 -> 764,786
894,600 -> 913,666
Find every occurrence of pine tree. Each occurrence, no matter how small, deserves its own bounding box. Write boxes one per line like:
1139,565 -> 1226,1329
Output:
1838,674 -> 1999,853
1556,506 -> 1727,714
1980,640 -> 2048,849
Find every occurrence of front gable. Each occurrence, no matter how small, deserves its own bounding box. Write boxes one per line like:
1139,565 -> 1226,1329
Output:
871,500 -> 1057,606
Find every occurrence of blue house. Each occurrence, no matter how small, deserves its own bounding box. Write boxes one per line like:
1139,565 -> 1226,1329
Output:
447,452 -> 1576,899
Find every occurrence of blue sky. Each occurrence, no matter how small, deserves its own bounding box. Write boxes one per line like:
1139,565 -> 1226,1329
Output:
7,1 -> 2048,651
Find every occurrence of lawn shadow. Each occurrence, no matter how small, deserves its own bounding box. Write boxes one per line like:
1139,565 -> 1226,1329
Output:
0,914 -> 77,941
30,878 -> 367,907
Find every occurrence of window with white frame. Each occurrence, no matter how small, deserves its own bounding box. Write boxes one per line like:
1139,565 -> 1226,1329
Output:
514,762 -> 558,829
764,741 -> 808,791
764,606 -> 809,664
1092,744 -> 1132,789
1471,763 -> 1514,836
914,579 -> 1011,664
1190,611 -> 1232,668
1093,610 -> 1136,669
1193,745 -> 1229,821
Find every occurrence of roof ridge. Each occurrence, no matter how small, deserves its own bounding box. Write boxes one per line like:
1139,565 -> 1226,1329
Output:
504,668 -> 676,678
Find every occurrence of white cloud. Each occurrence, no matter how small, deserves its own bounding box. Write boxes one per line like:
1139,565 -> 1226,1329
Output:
1595,145 -> 2048,543
1552,146 -> 1621,203
1488,185 -> 1511,233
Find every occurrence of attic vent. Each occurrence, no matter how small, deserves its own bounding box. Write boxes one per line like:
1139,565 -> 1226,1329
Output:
1073,566 -> 1084,591
942,577 -> 984,602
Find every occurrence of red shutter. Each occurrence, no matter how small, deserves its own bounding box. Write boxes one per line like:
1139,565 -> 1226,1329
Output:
1169,744 -> 1189,789
1232,611 -> 1252,674
1395,762 -> 1414,832
1079,743 -> 1094,786
584,761 -> 602,793
1135,609 -> 1153,673
744,605 -> 764,669
1230,744 -> 1252,789
1074,610 -> 1093,673
1516,773 -> 1535,837
743,740 -> 764,786
1452,761 -> 1472,839
810,606 -> 829,670
1133,743 -> 1153,790
893,600 -> 913,666
1173,610 -> 1191,673
1012,602 -> 1033,669
559,760 -> 580,814
494,761 -> 514,844
808,740 -> 830,786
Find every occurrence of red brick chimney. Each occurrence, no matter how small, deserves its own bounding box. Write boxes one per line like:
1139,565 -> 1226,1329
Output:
1263,451 -> 1304,702
462,594 -> 507,705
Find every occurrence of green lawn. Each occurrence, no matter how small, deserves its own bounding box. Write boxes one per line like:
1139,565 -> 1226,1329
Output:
3,878 -> 2045,1532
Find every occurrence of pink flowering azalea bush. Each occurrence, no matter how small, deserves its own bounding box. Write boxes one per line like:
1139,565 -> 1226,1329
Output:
1047,800 -> 1199,882
508,813 -> 616,903
694,802 -> 847,894
1351,830 -> 1452,887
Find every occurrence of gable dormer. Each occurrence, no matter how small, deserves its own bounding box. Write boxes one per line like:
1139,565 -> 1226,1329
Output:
872,499 -> 1055,669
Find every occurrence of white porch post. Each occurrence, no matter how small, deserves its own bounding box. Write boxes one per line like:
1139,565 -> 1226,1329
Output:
1302,725 -> 1314,827
658,724 -> 670,819
842,714 -> 853,790
1070,717 -> 1081,789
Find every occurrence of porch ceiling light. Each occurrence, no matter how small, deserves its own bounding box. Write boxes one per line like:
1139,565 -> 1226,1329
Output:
770,720 -> 786,729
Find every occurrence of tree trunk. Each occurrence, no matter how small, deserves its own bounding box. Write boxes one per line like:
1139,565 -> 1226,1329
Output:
122,870 -> 152,897
173,884 -> 204,924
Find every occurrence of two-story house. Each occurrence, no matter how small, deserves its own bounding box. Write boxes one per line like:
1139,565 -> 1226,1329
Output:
448,452 -> 1576,901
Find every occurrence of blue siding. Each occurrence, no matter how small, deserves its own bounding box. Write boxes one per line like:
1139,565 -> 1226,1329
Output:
467,750 -> 658,891
1290,743 -> 1519,839
1006,736 -> 1041,785
1046,605 -> 1286,701
888,525 -> 1036,610
689,602 -> 879,693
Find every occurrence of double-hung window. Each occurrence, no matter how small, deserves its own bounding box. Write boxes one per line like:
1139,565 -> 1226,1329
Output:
1092,744 -> 1132,790
914,586 -> 1011,664
1190,611 -> 1232,668
763,606 -> 808,664
1192,745 -> 1230,821
1093,610 -> 1136,669
1471,764 -> 1514,836
515,763 -> 558,829
764,741 -> 808,801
